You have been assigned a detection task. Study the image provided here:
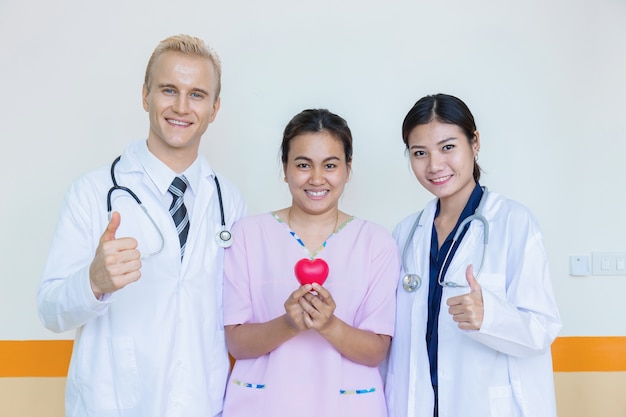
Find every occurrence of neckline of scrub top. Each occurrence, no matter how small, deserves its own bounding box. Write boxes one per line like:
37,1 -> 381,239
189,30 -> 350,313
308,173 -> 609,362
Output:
272,211 -> 355,258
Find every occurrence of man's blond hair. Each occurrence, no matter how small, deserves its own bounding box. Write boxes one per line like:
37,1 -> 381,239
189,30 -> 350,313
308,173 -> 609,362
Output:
144,34 -> 222,100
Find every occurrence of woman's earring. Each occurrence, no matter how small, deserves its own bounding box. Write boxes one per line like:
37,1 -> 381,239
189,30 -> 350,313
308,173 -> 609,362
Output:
474,154 -> 479,162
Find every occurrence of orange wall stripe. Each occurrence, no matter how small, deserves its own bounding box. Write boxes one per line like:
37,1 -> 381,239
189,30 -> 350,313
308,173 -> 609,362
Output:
0,340 -> 73,377
1,337 -> 625,376
551,336 -> 626,372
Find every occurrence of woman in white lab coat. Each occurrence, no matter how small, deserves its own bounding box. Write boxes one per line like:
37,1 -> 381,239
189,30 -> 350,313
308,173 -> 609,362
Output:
385,94 -> 562,417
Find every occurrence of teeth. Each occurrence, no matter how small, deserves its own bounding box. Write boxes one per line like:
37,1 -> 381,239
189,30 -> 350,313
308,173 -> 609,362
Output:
431,176 -> 451,183
307,190 -> 327,197
168,119 -> 190,126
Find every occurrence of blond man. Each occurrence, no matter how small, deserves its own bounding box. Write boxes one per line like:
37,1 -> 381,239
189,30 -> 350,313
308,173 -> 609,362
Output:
38,35 -> 246,417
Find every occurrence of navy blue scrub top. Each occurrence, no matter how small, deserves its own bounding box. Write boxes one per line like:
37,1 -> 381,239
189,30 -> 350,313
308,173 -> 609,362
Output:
426,182 -> 484,391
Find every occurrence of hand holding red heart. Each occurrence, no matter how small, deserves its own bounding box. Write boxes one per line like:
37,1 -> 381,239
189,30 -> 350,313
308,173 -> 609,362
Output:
284,284 -> 314,332
289,258 -> 335,332
300,283 -> 336,333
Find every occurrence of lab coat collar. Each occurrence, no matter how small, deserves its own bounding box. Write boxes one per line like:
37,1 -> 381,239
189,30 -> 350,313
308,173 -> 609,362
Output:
423,187 -> 505,227
117,140 -> 217,198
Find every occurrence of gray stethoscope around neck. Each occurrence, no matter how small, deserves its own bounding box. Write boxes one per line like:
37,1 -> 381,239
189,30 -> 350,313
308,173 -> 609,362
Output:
106,156 -> 233,257
401,187 -> 490,292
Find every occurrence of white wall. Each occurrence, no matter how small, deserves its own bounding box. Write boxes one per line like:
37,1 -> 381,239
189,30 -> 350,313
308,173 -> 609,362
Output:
1,0 -> 625,340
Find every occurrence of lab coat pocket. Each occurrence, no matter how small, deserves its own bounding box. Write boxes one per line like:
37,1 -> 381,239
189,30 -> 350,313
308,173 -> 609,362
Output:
77,336 -> 141,410
488,385 -> 520,417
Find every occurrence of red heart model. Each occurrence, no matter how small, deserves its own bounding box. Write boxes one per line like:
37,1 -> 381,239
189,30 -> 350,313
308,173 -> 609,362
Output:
294,258 -> 329,286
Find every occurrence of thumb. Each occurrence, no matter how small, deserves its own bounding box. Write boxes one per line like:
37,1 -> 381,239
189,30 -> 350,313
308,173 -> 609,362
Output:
101,211 -> 121,243
466,264 -> 481,293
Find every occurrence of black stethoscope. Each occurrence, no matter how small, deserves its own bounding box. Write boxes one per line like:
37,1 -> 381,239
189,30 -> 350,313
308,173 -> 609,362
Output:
401,187 -> 490,292
107,156 -> 233,256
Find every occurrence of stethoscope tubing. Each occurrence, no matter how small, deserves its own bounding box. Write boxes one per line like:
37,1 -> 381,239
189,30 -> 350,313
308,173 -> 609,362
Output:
107,156 -> 142,214
401,187 -> 489,292
107,155 -> 233,250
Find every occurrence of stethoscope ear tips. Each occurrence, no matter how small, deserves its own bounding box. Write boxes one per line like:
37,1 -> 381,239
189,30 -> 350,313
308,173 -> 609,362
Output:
216,230 -> 233,248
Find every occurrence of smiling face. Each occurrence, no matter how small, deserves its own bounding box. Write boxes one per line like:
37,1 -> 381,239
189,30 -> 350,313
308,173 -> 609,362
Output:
283,130 -> 351,216
142,51 -> 220,170
407,119 -> 480,206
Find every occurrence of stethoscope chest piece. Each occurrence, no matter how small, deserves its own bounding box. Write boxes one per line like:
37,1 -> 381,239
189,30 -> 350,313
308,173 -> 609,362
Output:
402,273 -> 421,292
216,229 -> 233,248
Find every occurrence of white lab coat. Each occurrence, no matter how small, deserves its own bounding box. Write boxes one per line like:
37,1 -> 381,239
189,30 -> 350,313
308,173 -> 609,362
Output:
37,140 -> 247,417
385,191 -> 561,417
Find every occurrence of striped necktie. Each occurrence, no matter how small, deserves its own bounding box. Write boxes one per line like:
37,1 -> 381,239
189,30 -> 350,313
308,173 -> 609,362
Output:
168,176 -> 190,260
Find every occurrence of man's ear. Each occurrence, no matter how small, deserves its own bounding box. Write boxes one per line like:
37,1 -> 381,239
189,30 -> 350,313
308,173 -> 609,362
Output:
209,97 -> 221,123
142,84 -> 150,112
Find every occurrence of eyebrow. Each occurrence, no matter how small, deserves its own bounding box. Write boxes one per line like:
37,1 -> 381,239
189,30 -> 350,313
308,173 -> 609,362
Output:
409,137 -> 458,149
293,155 -> 341,163
157,83 -> 210,96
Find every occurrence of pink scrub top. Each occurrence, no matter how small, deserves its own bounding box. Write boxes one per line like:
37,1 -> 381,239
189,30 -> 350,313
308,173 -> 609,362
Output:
222,213 -> 400,417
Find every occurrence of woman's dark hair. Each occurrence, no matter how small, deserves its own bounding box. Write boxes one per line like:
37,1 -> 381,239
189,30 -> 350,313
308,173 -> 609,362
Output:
401,94 -> 481,181
280,109 -> 353,164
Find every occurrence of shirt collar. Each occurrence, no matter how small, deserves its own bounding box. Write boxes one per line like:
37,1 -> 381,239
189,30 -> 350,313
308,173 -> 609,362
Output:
434,182 -> 483,219
430,182 -> 484,268
460,182 -> 484,220
137,140 -> 202,197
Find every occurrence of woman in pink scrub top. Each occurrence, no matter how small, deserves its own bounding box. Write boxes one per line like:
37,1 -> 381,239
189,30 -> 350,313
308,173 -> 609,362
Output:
222,109 -> 400,417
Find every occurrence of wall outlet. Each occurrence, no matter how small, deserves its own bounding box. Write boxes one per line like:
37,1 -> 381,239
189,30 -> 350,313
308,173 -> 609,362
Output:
591,252 -> 626,276
569,255 -> 590,276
